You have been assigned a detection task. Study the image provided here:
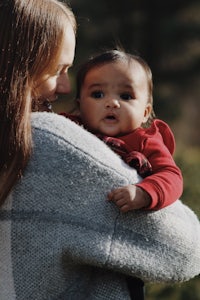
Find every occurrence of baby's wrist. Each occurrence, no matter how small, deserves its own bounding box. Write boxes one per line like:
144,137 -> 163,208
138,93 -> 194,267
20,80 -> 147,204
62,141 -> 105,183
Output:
144,192 -> 151,208
137,187 -> 151,208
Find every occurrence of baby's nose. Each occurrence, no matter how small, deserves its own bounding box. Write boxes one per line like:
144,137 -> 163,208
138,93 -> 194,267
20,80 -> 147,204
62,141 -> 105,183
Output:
105,98 -> 120,108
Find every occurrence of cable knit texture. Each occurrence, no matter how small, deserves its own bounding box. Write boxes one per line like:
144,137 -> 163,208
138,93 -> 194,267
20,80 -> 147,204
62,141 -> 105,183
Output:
0,112 -> 199,300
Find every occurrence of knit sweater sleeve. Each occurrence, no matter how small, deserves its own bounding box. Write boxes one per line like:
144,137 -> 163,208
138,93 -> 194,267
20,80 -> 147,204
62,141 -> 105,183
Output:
135,120 -> 183,210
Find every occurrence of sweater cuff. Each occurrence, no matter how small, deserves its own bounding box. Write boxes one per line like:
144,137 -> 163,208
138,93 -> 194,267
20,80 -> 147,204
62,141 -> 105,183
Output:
135,182 -> 163,210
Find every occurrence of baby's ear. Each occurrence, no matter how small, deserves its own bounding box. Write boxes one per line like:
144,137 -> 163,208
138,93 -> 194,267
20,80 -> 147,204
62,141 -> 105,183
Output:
143,103 -> 152,122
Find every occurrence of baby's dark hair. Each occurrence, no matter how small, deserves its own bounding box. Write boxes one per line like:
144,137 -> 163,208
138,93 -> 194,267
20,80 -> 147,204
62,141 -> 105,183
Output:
76,49 -> 156,126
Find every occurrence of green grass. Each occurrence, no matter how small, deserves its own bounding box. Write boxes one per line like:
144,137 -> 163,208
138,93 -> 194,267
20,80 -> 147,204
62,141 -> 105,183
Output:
145,147 -> 200,299
176,147 -> 200,217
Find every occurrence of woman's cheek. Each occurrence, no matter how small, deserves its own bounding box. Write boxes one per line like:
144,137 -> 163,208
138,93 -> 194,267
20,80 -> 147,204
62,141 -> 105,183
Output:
38,77 -> 57,97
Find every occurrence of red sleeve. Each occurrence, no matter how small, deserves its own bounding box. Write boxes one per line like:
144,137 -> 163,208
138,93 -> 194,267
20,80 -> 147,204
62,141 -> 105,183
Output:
134,120 -> 183,210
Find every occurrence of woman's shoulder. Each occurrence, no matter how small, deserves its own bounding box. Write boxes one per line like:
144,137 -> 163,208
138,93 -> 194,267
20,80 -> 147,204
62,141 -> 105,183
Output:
30,112 -> 137,175
31,112 -> 85,146
31,112 -> 75,135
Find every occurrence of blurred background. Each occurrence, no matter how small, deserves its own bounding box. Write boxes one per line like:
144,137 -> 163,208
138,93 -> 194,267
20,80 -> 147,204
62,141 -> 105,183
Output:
55,1 -> 200,298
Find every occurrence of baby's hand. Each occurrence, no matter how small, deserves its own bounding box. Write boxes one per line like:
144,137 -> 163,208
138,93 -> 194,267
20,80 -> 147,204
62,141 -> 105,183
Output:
107,185 -> 151,212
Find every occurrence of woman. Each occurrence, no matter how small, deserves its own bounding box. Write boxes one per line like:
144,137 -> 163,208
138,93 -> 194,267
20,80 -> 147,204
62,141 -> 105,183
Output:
0,1 -> 199,299
0,0 -> 76,203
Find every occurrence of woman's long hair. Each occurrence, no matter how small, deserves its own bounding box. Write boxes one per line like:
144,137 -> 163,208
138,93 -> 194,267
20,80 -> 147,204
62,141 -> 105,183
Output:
0,0 -> 76,205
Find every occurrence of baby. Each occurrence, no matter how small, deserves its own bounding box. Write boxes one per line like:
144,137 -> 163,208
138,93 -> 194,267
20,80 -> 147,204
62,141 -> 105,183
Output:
62,49 -> 183,212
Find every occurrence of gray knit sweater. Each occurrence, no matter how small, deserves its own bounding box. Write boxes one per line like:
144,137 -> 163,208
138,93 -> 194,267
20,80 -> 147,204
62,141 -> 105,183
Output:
0,112 -> 199,300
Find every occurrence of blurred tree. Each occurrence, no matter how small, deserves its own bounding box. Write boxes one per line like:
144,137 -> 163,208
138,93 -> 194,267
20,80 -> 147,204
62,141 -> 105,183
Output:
64,0 -> 200,147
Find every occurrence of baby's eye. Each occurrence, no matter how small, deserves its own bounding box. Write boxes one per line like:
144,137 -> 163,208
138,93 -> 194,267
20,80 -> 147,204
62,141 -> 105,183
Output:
120,93 -> 133,101
91,91 -> 104,99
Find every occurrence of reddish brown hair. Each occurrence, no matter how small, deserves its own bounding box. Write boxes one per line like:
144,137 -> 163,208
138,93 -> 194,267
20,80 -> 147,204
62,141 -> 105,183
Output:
0,0 -> 76,205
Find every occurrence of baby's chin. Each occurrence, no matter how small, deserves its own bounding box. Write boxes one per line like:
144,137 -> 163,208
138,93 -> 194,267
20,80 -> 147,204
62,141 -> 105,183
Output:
97,130 -> 122,137
86,124 -> 123,137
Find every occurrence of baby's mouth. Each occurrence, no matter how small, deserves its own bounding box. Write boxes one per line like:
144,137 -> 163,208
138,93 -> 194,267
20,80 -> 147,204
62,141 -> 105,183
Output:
105,114 -> 117,121
106,115 -> 115,119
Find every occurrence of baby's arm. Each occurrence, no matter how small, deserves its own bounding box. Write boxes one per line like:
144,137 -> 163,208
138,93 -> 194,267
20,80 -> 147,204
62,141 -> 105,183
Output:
108,185 -> 151,212
135,127 -> 183,210
108,120 -> 183,211
108,142 -> 182,211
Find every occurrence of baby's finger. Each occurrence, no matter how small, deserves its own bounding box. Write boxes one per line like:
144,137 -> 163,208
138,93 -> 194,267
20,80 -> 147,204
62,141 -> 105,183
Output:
112,192 -> 127,203
120,204 -> 131,213
115,198 -> 127,207
107,189 -> 123,201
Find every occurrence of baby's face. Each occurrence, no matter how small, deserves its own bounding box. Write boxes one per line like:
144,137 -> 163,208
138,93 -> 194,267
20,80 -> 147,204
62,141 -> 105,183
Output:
78,60 -> 151,137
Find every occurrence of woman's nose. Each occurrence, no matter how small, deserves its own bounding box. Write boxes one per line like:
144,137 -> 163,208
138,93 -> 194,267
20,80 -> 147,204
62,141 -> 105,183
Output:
57,73 -> 71,94
105,98 -> 120,108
